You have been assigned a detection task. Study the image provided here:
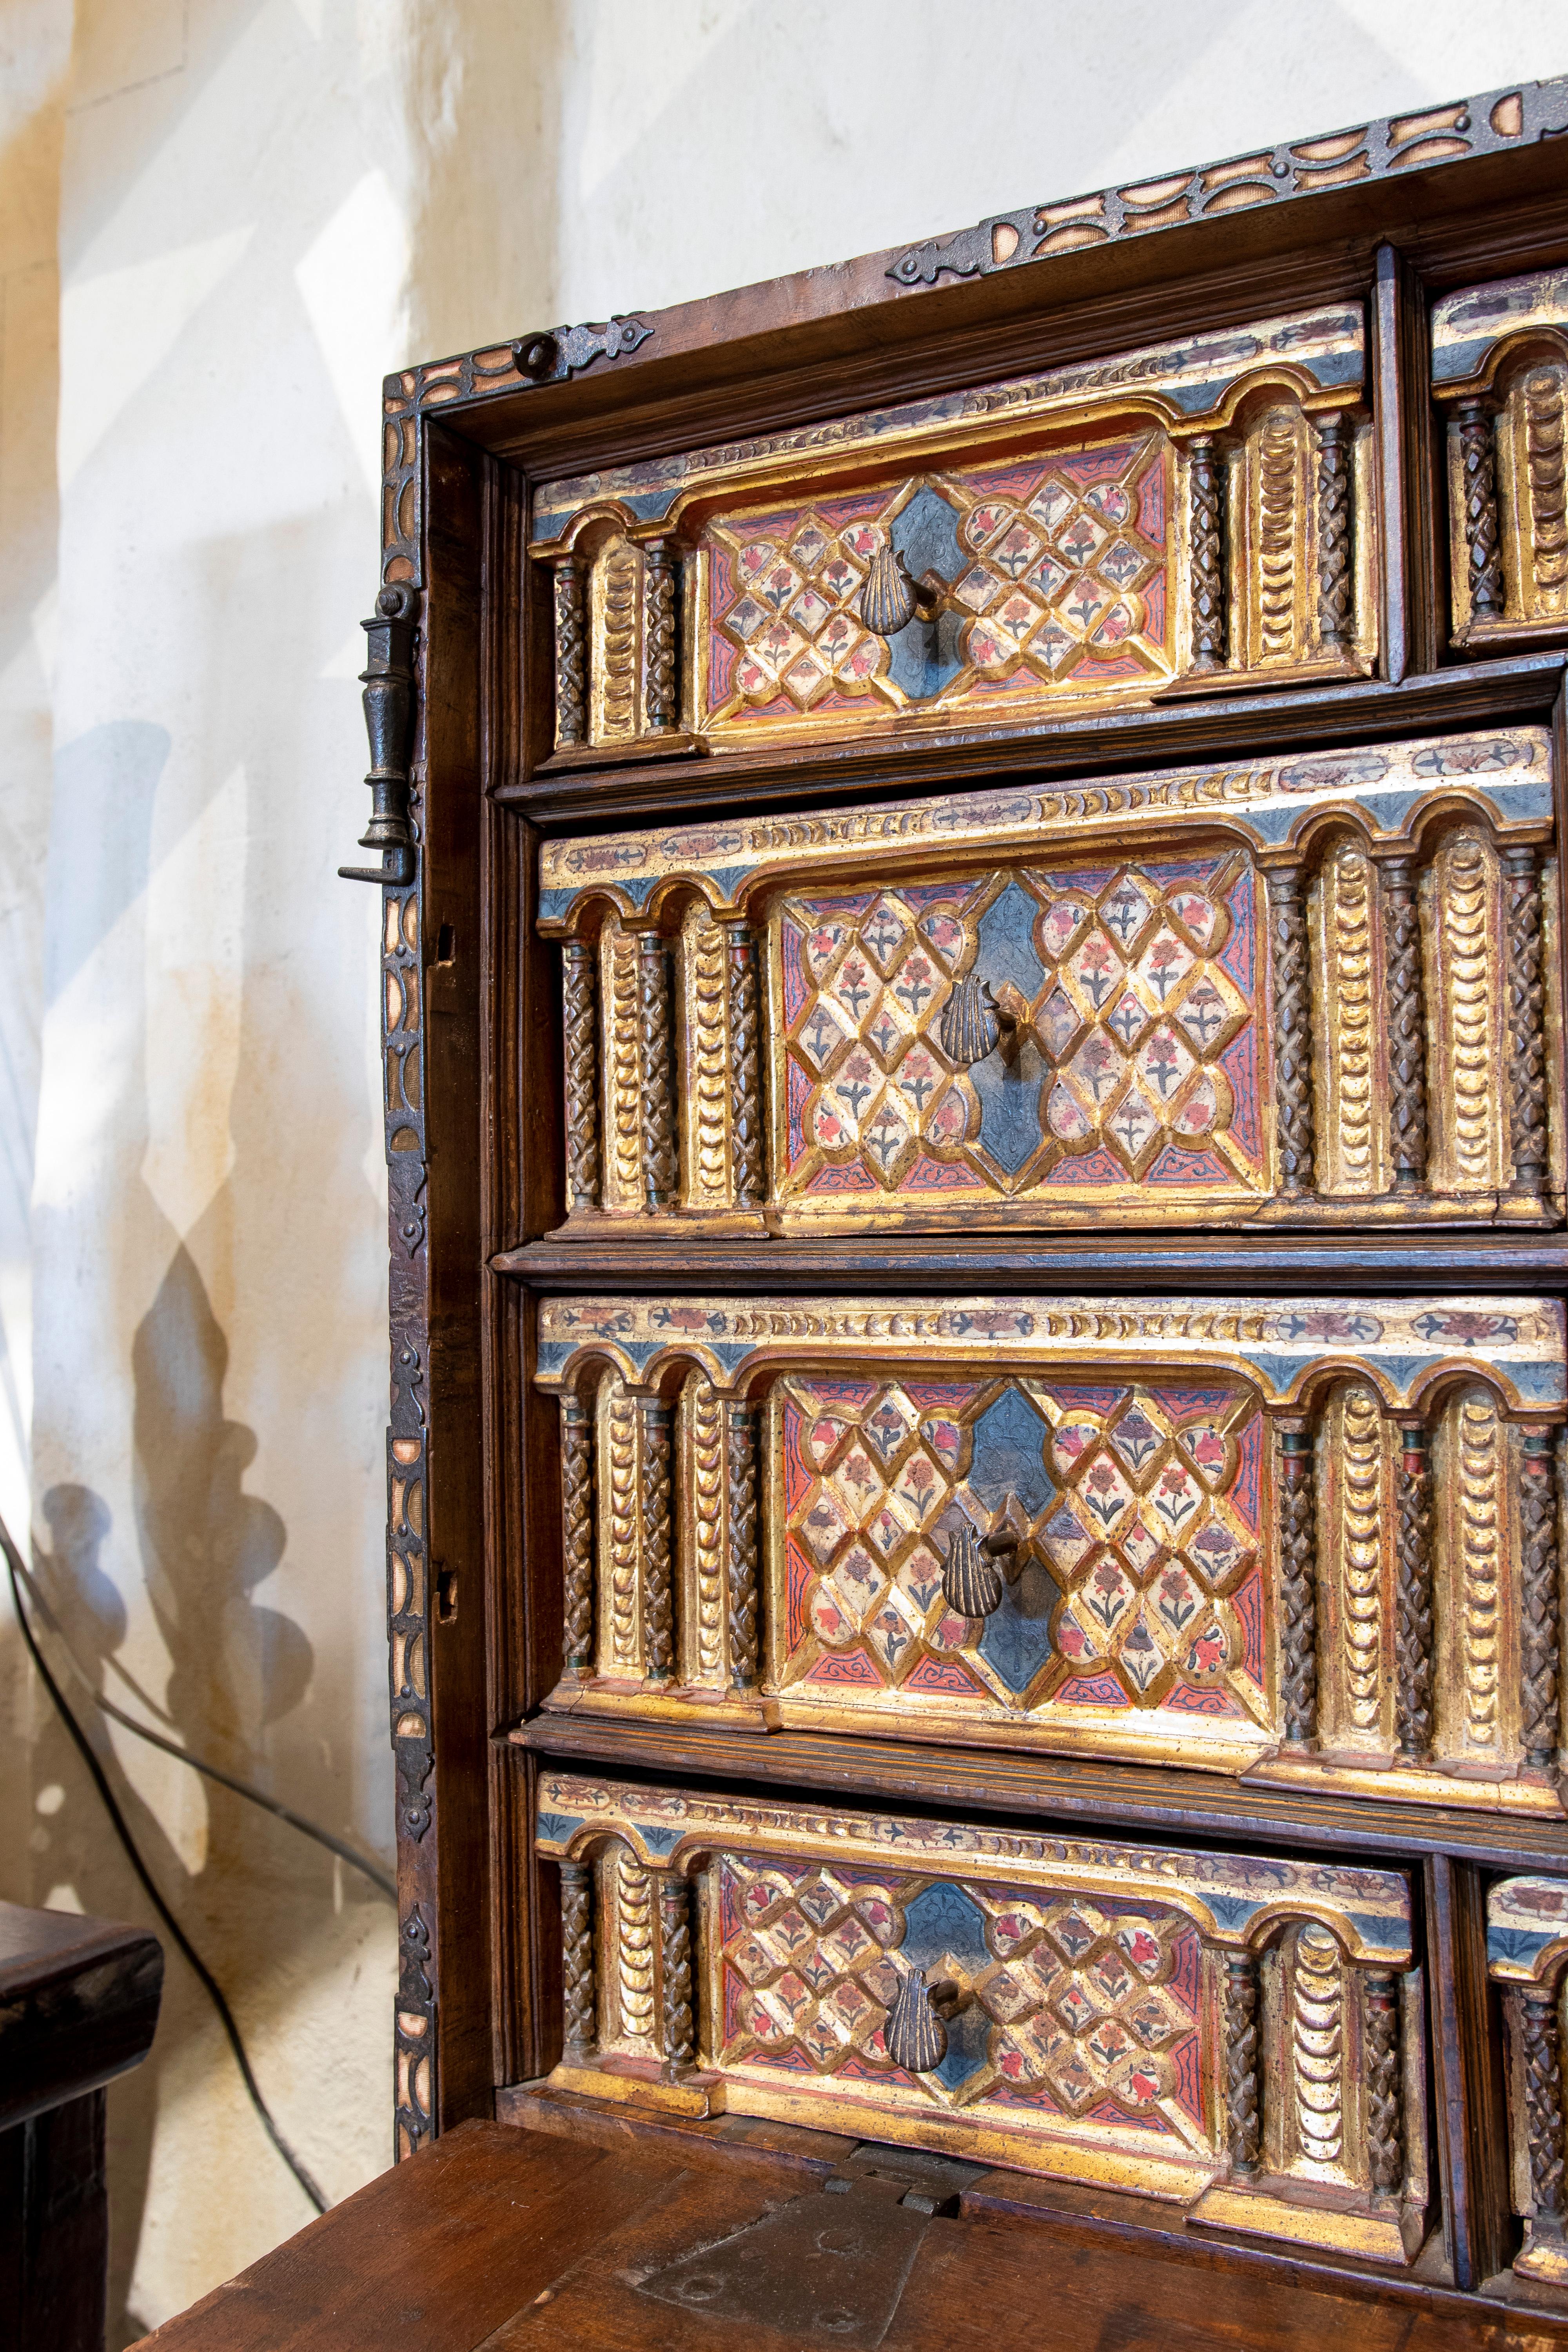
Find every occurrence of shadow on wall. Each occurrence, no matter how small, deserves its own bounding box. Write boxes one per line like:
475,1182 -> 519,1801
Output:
26,1240 -> 364,2345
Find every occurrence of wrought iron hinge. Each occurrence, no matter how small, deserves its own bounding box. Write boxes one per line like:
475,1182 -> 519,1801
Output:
340,583 -> 418,886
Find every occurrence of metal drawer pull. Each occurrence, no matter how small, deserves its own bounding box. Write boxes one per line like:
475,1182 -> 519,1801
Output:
883,1963 -> 951,2073
940,1520 -> 1019,1619
937,973 -> 1030,1067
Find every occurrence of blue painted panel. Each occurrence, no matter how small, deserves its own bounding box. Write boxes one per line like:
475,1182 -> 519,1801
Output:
969,1386 -> 1055,1515
931,2002 -> 993,2092
902,1880 -> 990,1971
971,1047 -> 1046,1177
976,1559 -> 1061,1698
976,879 -> 1047,998
886,610 -> 966,700
891,485 -> 965,585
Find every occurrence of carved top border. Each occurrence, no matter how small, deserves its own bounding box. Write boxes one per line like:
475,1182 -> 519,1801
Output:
1432,265 -> 1568,394
534,1770 -> 1412,1960
1488,1875 -> 1568,1984
534,1292 -> 1566,1414
529,303 -> 1363,546
537,726 -> 1551,931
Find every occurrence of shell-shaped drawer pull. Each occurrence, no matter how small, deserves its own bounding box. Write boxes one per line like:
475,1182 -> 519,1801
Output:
884,1964 -> 948,2073
941,1521 -> 1018,1618
938,974 -> 1031,1067
859,540 -> 921,638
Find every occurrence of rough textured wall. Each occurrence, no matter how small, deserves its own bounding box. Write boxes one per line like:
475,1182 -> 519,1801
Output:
2,0 -> 1566,2340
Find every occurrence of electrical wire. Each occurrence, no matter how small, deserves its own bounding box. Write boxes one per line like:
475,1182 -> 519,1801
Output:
4,1524 -> 330,2214
7,1548 -> 395,1901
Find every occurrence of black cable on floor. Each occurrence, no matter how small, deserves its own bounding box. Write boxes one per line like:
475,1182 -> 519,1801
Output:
5,1545 -> 329,2214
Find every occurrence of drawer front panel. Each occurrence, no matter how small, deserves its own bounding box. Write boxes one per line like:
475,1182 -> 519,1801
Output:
537,1772 -> 1426,2259
1488,1875 -> 1568,2288
537,1292 -> 1568,1814
539,726 -> 1564,1234
531,304 -> 1375,763
1433,268 -> 1568,646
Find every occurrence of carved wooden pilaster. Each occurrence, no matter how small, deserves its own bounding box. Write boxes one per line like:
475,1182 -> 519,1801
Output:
553,556 -> 588,745
726,1399 -> 760,1688
560,1858 -> 598,2058
658,1873 -> 696,2071
563,940 -> 601,1209
1187,437 -> 1227,673
1394,1421 -> 1434,1761
561,1393 -> 596,1674
1503,844 -> 1549,1202
1314,412 -> 1355,650
1223,1950 -> 1261,2177
1363,1970 -> 1405,2198
1278,1422 -> 1318,1746
1382,856 -> 1428,1191
726,925 -> 764,1207
640,1397 -> 675,1680
643,538 -> 680,734
1268,872 -> 1316,1196
1521,1986 -> 1567,2225
1521,1430 -> 1563,1770
1456,397 -> 1506,621
637,937 -> 677,1209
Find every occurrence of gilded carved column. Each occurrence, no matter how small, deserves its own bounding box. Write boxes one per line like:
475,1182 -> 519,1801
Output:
726,1398 -> 760,1688
641,1397 -> 675,1681
1363,1971 -> 1405,2198
553,555 -> 588,745
1503,844 -> 1549,1205
1394,1421 -> 1434,1762
1188,436 -> 1227,674
1382,857 -> 1428,1191
561,1858 -> 598,2058
1520,1429 -> 1562,1771
1278,1422 -> 1318,1746
561,1392 -> 596,1675
1456,397 -> 1506,621
1521,1985 -> 1567,2231
638,936 -> 678,1210
563,939 -> 602,1210
726,924 -> 764,1208
1268,873 -> 1316,1197
1224,1950 -> 1261,2177
658,1873 -> 697,2072
643,538 -> 680,735
1314,412 -> 1355,652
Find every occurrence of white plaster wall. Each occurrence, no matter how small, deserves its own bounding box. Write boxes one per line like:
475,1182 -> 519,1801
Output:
1,2 -> 1564,2338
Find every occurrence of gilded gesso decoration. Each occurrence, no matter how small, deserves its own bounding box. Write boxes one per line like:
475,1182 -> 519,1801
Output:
535,1773 -> 1426,2262
1489,1877 -> 1568,2291
532,304 -> 1377,759
1434,268 -> 1568,644
539,727 -> 1564,1235
537,1292 -> 1567,1816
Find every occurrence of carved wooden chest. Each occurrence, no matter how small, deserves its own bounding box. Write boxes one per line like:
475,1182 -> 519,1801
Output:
345,69 -> 1568,2343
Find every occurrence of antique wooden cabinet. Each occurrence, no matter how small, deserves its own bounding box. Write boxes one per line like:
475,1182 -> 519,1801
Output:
344,72 -> 1568,2344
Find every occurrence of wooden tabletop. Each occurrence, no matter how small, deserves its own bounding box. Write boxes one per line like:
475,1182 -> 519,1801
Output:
130,2117 -> 1568,2352
0,1898 -> 163,2134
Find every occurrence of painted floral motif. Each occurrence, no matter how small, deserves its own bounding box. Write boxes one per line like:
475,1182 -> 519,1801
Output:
780,856 -> 1259,1199
719,1854 -> 1205,2136
704,439 -> 1171,730
782,1374 -> 1267,1724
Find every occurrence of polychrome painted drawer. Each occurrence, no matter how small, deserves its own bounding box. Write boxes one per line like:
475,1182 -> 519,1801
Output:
1488,1876 -> 1568,2294
534,1298 -> 1561,1806
532,301 -> 1376,766
539,1292 -> 1567,1816
541,726 -> 1564,1238
1433,268 -> 1568,650
536,1771 -> 1428,2263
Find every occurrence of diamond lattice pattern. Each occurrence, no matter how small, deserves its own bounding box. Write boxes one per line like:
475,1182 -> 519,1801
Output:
783,1374 -> 1266,1721
718,1855 -> 1207,2136
779,858 -> 1259,1200
704,439 -> 1170,724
